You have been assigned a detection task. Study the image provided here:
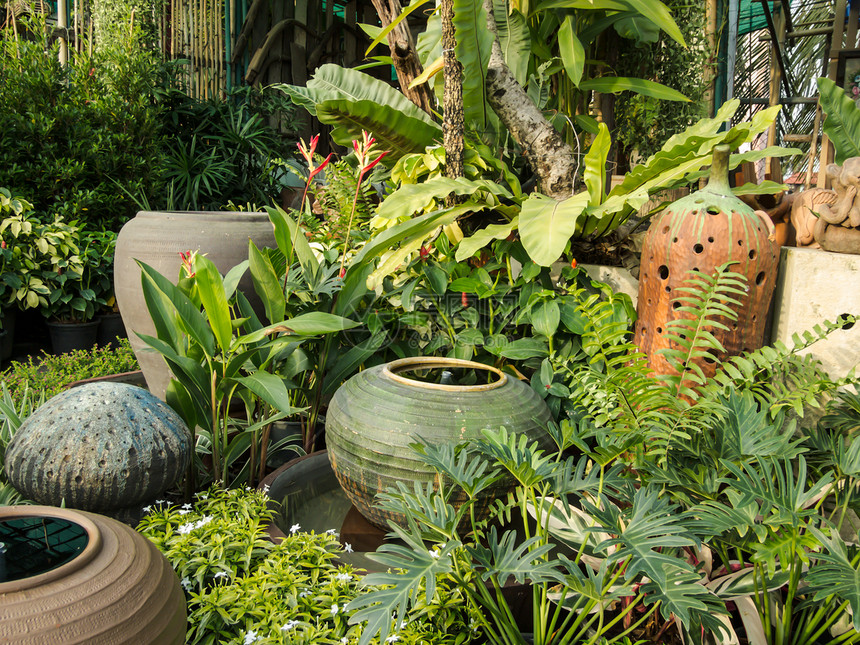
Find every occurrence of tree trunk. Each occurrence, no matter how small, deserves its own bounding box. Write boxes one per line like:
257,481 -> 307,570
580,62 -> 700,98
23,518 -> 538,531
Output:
368,0 -> 435,116
442,0 -> 464,203
482,0 -> 577,199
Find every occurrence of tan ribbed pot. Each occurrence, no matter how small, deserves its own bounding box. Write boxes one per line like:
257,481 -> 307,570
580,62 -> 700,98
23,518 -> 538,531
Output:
0,506 -> 185,644
325,357 -> 554,530
114,211 -> 276,399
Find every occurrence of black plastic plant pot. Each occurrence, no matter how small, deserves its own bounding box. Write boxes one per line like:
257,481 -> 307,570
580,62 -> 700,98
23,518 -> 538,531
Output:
47,320 -> 99,354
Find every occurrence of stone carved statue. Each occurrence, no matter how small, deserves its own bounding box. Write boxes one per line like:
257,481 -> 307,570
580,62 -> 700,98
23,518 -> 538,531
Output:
790,187 -> 838,248
813,158 -> 860,254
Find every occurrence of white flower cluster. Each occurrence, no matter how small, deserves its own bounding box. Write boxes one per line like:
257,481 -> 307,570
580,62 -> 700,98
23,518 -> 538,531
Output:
177,515 -> 213,535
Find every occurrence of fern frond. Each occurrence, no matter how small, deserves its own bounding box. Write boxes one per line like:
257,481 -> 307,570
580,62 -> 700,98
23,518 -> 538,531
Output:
658,264 -> 748,400
708,316 -> 858,417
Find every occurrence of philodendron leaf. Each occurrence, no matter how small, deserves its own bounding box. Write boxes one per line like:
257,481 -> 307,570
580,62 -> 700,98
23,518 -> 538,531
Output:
375,177 -> 513,220
579,76 -> 689,102
455,218 -> 518,261
817,76 -> 860,163
520,192 -> 590,266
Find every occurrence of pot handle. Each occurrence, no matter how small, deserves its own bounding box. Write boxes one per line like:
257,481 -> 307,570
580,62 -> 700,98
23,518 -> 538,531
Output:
754,209 -> 777,242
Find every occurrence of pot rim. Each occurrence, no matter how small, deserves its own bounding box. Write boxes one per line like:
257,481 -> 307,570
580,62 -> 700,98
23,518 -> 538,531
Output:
0,505 -> 102,592
133,210 -> 269,222
383,357 -> 508,392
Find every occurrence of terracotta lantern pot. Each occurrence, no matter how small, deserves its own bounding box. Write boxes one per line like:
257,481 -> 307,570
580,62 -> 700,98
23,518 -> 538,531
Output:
0,505 -> 185,644
325,357 -> 554,530
634,145 -> 780,378
114,211 -> 276,399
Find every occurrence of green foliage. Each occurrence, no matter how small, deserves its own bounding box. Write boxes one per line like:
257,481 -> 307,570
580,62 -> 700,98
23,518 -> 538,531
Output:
349,431 -> 725,645
0,13 -> 167,230
817,76 -> 860,164
307,156 -> 378,248
614,0 -> 711,162
149,85 -> 300,211
0,383 -> 43,506
0,338 -> 139,403
138,486 -> 473,645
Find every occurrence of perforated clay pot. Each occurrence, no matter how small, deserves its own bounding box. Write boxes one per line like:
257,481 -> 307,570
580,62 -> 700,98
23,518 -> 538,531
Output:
634,145 -> 780,378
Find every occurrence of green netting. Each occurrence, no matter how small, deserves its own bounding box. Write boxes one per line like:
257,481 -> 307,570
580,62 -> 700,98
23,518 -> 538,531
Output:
738,0 -> 779,36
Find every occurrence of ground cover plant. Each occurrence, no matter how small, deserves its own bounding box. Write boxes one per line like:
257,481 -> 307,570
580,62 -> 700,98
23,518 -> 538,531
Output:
137,485 -> 476,645
0,338 -> 138,403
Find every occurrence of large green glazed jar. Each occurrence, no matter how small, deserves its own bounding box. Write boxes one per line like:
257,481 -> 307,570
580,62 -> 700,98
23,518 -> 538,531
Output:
325,357 -> 553,530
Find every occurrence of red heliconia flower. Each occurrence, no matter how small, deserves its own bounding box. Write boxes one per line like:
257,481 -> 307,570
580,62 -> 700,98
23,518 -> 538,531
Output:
179,250 -> 197,279
339,267 -> 346,279
419,245 -> 430,261
297,135 -> 333,179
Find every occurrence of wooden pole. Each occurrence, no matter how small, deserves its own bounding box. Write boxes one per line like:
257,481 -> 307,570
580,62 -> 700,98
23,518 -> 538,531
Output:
765,5 -> 785,180
58,0 -> 69,65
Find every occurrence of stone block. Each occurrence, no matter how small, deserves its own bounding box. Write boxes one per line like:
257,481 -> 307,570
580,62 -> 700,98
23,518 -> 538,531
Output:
770,246 -> 860,379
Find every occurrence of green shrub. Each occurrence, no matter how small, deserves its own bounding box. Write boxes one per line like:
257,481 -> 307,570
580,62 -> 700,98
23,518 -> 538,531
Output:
138,486 -> 474,645
0,338 -> 139,402
0,13 -> 167,231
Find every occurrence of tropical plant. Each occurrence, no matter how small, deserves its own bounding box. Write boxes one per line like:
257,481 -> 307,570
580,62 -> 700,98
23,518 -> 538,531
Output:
136,250 -> 358,488
350,264 -> 860,645
366,100 -> 795,274
0,11 -> 167,230
553,265 -> 860,644
347,429 -> 727,645
149,84 -> 301,211
138,485 -> 474,645
0,204 -> 87,320
816,76 -> 860,164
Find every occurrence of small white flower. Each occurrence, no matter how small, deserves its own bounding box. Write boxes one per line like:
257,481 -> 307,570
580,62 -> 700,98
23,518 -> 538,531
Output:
335,573 -> 352,582
428,549 -> 440,559
155,499 -> 167,505
331,603 -> 340,616
386,636 -> 399,643
213,571 -> 229,580
325,528 -> 338,535
243,630 -> 258,645
400,621 -> 407,630
180,577 -> 192,591
177,523 -> 194,535
299,590 -> 311,598
262,484 -> 270,494
281,620 -> 300,631
177,509 -> 191,515
343,542 -> 353,553
341,638 -> 348,645
290,523 -> 301,534
181,503 -> 193,510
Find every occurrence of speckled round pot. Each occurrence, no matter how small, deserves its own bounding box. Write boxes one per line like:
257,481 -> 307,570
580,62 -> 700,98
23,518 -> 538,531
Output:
0,505 -> 186,644
4,383 -> 192,512
325,357 -> 554,530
